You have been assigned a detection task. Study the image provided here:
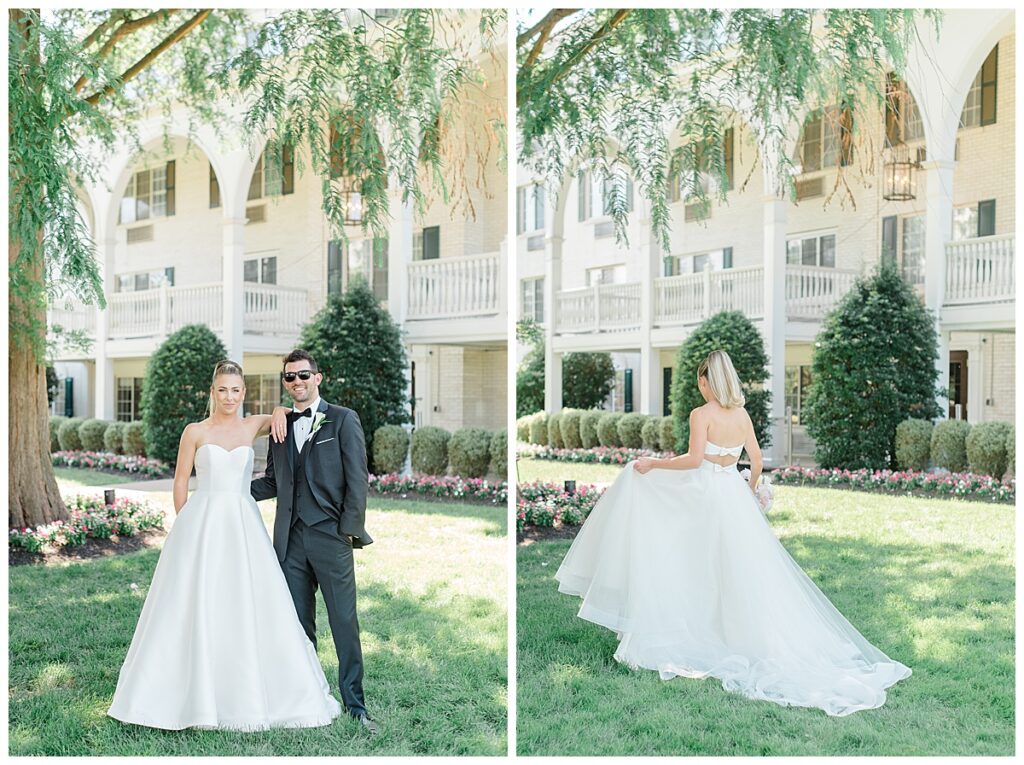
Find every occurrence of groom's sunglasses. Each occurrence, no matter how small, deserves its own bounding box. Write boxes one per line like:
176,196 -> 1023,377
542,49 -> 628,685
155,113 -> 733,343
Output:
282,370 -> 315,383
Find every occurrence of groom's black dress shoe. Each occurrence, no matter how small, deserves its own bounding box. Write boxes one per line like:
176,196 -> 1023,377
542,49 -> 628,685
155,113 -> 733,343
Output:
352,711 -> 379,736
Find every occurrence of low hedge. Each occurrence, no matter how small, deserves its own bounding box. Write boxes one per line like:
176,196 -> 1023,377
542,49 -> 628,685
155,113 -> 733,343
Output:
1006,425 -> 1015,479
79,419 -> 111,452
528,412 -> 549,446
658,416 -> 676,453
597,412 -> 624,447
641,416 -> 660,450
617,412 -> 646,449
103,421 -> 127,455
57,417 -> 84,451
579,410 -> 603,449
895,418 -> 933,472
966,421 -> 1012,480
49,416 -> 66,452
411,426 -> 450,476
560,409 -> 583,449
123,421 -> 147,456
490,429 -> 507,479
373,424 -> 409,475
516,415 -> 532,443
449,427 -> 493,478
931,419 -> 971,473
547,412 -> 565,449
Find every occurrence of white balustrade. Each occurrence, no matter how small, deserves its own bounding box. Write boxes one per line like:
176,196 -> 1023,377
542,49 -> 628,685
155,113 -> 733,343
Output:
555,283 -> 642,333
108,290 -> 161,338
944,234 -> 1015,305
598,282 -> 641,329
407,252 -> 500,319
244,283 -> 308,335
555,287 -> 597,333
655,273 -> 705,324
785,266 -> 858,319
47,300 -> 96,335
710,266 -> 764,317
169,283 -> 222,333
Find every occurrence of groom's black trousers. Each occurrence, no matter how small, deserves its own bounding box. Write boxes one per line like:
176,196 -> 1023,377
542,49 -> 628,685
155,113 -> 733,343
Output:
281,517 -> 366,716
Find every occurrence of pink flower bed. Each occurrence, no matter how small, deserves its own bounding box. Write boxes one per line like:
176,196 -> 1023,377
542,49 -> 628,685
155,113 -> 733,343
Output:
517,481 -> 605,531
771,466 -> 1014,503
52,450 -> 172,479
369,473 -> 507,505
9,495 -> 165,553
518,444 -> 676,464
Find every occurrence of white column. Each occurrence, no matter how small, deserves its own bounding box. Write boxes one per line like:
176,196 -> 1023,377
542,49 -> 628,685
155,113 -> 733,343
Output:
93,232 -> 117,420
543,235 -> 563,412
638,214 -> 661,415
388,195 -> 414,326
762,194 -> 788,466
921,159 -> 956,419
222,215 -> 246,365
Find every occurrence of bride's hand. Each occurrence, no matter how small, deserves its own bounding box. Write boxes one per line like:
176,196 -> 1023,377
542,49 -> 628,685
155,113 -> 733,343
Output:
634,457 -> 654,474
270,406 -> 290,443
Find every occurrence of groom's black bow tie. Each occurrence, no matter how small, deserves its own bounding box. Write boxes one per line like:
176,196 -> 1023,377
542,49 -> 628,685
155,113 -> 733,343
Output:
287,408 -> 313,422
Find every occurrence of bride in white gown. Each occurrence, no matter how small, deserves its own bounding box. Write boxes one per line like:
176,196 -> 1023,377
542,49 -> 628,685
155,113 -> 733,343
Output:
555,350 -> 911,717
108,360 -> 342,731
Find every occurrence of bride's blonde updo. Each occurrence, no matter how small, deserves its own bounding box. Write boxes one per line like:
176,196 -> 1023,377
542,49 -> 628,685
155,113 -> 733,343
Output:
209,359 -> 244,416
698,350 -> 745,408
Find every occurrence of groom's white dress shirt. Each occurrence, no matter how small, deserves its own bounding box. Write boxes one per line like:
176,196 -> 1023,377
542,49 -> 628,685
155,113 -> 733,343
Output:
292,396 -> 322,455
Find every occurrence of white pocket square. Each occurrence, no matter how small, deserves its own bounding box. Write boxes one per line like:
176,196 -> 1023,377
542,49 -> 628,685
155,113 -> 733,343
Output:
315,437 -> 335,445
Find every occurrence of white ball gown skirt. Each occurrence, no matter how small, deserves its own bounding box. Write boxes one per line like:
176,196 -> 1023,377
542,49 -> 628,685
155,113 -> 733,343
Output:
555,460 -> 911,717
107,444 -> 342,731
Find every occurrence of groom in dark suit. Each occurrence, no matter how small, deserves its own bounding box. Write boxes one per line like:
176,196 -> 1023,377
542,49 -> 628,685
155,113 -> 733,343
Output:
250,349 -> 377,734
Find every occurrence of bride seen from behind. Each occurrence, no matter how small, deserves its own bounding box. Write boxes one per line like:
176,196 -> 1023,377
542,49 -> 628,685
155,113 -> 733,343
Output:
107,359 -> 342,731
555,349 -> 911,717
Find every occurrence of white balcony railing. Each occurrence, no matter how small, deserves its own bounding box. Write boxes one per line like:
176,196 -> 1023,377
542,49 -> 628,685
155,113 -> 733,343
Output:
407,252 -> 501,320
944,234 -> 1015,305
556,282 -> 642,333
786,266 -> 859,319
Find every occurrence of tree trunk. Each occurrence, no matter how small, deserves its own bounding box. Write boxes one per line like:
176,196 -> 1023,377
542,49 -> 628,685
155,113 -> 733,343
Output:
8,8 -> 68,529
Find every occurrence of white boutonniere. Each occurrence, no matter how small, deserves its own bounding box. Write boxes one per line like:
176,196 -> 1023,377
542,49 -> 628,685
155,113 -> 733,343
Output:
309,412 -> 330,439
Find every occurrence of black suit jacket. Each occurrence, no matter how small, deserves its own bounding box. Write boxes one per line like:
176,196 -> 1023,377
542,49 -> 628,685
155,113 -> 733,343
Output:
251,399 -> 372,560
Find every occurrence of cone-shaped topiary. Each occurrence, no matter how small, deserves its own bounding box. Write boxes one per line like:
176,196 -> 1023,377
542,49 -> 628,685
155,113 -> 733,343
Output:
141,324 -> 227,464
373,424 -> 409,475
298,276 -> 409,471
563,352 -> 615,409
804,262 -> 942,470
671,311 -> 770,452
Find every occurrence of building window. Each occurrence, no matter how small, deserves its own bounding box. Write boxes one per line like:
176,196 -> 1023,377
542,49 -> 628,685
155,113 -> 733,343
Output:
586,264 -> 626,286
521,277 -> 544,323
243,374 -> 284,415
517,183 -> 545,234
885,74 -> 925,146
327,240 -> 344,297
784,365 -> 812,425
115,267 -> 175,293
348,237 -> 389,302
798,106 -> 853,172
952,200 -> 996,240
209,163 -> 220,208
664,247 -> 733,275
960,45 -> 998,128
413,225 -> 440,260
900,215 -> 926,285
667,127 -> 735,202
786,233 -> 836,267
116,377 -> 145,422
577,168 -> 634,221
243,255 -> 277,284
248,144 -> 295,201
119,161 -> 175,224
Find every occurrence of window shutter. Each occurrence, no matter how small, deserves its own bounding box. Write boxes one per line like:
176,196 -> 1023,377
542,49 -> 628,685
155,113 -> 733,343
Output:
248,155 -> 262,200
282,145 -> 294,195
977,199 -> 996,237
624,173 -> 634,213
327,240 -> 343,296
980,45 -> 998,126
724,128 -> 734,190
884,73 -> 901,146
164,266 -> 175,286
839,106 -> 854,166
423,226 -> 440,260
165,161 -> 176,215
802,115 -> 822,172
209,162 -> 220,208
722,246 -> 733,269
516,187 -> 526,234
534,185 -> 545,230
881,216 -> 897,263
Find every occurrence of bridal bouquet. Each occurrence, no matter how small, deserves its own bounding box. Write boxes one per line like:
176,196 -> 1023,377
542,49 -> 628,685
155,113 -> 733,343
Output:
741,469 -> 774,515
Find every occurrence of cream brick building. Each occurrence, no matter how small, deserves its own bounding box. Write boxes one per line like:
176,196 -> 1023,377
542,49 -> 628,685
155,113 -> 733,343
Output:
50,10 -> 507,441
517,9 -> 1014,465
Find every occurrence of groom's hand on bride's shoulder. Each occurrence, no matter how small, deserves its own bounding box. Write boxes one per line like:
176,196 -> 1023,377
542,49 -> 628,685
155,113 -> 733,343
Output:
270,406 -> 290,443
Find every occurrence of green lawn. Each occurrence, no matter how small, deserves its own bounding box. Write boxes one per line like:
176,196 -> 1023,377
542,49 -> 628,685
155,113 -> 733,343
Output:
516,456 -> 621,485
53,467 -> 138,486
10,496 -> 507,756
517,483 -> 1014,756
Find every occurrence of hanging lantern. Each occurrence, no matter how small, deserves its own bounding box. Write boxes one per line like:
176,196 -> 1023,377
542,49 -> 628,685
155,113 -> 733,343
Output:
329,115 -> 370,226
882,143 -> 918,201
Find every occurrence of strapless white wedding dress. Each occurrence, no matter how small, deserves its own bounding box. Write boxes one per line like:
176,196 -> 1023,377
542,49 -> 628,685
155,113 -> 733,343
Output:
555,442 -> 911,717
108,444 -> 342,731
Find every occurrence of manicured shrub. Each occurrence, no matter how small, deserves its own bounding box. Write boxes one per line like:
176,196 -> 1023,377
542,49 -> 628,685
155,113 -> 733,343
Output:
895,418 -> 933,472
562,352 -> 616,409
671,311 -> 770,453
79,419 -> 110,452
559,409 -> 583,449
57,417 -> 84,451
580,410 -> 603,449
141,324 -> 227,464
411,426 -> 450,476
617,413 -> 646,449
516,415 -> 532,443
804,262 -> 942,470
658,416 -> 676,453
966,421 -> 1012,479
448,427 -> 493,478
641,416 -> 660,450
49,416 -> 66,452
516,343 -> 545,417
104,421 -> 127,455
490,428 -> 508,479
299,277 -> 409,465
529,412 -> 549,446
931,419 -> 971,473
373,424 -> 409,475
597,412 -> 624,447
547,412 -> 565,449
1005,425 -> 1015,479
123,421 -> 147,456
